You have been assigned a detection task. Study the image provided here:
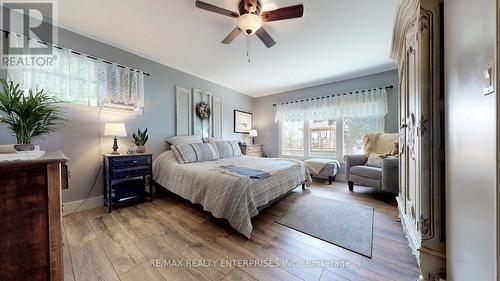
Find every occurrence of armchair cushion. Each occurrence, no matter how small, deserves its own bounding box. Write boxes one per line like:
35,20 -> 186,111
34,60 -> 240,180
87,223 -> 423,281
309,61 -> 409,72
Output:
344,154 -> 368,180
349,166 -> 382,180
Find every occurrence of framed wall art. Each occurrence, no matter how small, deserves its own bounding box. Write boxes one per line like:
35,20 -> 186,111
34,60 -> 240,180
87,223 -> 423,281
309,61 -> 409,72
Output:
234,110 -> 253,134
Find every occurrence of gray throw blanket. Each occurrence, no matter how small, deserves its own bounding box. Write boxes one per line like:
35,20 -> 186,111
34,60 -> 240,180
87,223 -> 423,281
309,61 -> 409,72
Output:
219,165 -> 271,179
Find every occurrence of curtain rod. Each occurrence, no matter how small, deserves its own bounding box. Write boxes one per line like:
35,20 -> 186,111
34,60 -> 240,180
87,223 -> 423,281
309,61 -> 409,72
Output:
272,85 -> 394,107
1,30 -> 151,77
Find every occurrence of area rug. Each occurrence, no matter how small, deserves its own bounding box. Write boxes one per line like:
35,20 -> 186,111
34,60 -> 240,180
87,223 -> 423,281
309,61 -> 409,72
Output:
274,195 -> 374,257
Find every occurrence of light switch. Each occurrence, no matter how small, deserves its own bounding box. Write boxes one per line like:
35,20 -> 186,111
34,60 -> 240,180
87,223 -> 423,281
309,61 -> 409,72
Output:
484,62 -> 495,95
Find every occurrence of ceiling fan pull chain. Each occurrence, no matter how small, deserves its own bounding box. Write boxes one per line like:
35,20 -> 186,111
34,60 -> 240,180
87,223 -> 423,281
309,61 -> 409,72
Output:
247,35 -> 251,63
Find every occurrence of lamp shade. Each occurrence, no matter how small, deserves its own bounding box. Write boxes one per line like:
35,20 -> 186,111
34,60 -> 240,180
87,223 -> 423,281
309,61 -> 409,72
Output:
104,123 -> 127,137
249,129 -> 258,137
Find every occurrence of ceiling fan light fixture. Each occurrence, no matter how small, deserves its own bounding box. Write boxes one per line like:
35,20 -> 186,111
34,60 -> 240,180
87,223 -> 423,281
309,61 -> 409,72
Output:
238,13 -> 262,34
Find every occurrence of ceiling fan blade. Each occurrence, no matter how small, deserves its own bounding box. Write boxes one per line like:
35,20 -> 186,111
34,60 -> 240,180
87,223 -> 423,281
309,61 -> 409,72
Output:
261,4 -> 304,22
195,1 -> 239,18
255,27 -> 276,48
221,27 -> 242,44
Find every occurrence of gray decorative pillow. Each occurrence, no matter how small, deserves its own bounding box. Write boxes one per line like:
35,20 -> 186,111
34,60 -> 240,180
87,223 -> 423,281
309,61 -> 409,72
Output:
214,140 -> 242,158
366,156 -> 384,168
167,135 -> 203,146
171,143 -> 219,164
202,137 -> 223,143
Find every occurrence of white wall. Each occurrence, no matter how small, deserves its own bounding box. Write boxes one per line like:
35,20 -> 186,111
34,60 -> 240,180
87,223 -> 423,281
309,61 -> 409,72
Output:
445,0 -> 497,279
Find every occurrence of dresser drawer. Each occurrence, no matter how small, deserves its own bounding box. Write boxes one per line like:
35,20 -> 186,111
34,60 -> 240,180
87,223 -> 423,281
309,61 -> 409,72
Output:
111,156 -> 150,168
247,151 -> 264,157
246,145 -> 263,153
112,166 -> 150,179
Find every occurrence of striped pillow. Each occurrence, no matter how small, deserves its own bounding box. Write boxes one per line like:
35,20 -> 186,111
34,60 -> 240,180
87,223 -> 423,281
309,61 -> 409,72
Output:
214,140 -> 242,158
171,143 -> 219,164
167,135 -> 203,146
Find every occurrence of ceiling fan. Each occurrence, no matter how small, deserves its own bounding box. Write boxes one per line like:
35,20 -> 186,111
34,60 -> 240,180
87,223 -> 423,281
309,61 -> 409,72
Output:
195,0 -> 304,48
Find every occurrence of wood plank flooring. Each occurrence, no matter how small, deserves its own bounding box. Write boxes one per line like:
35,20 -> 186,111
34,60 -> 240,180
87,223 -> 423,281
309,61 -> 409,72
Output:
63,181 -> 420,281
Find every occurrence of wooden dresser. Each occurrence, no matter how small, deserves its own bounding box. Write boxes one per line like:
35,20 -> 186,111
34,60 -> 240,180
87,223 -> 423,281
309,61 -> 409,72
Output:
0,151 -> 68,281
239,144 -> 264,157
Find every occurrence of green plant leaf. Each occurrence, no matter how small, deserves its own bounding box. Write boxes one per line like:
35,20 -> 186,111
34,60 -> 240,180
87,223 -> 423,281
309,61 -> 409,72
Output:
0,79 -> 65,143
130,127 -> 148,146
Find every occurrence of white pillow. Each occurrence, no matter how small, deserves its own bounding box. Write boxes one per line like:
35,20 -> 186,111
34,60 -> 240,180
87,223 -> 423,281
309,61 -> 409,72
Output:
203,137 -> 223,143
213,140 -> 242,158
167,135 -> 203,146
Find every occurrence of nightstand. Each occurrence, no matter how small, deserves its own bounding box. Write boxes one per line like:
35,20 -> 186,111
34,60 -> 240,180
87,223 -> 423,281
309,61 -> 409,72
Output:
239,144 -> 264,157
103,153 -> 153,213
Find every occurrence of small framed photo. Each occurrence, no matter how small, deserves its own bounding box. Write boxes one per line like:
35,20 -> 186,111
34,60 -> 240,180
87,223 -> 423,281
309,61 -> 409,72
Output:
234,110 -> 253,134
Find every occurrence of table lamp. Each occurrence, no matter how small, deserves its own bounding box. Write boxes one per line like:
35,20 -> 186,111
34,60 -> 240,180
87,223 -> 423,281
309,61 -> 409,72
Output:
249,129 -> 258,144
104,123 -> 127,155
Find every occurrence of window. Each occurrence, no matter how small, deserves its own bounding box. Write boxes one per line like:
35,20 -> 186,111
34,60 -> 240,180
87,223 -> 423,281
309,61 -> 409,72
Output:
276,87 -> 388,159
343,116 -> 383,155
310,119 -> 336,157
280,115 -> 384,159
281,119 -> 304,156
6,33 -> 144,113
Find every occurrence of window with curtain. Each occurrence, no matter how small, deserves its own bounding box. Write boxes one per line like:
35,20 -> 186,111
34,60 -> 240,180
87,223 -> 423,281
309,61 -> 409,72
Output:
6,34 -> 145,113
310,119 -> 337,157
343,116 -> 383,155
276,88 -> 388,159
281,118 -> 304,156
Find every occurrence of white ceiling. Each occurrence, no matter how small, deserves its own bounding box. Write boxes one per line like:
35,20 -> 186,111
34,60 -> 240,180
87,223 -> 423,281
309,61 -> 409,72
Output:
52,0 -> 398,97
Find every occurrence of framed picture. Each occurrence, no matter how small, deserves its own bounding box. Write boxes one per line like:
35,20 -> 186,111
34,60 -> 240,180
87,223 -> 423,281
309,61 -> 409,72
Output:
234,110 -> 253,134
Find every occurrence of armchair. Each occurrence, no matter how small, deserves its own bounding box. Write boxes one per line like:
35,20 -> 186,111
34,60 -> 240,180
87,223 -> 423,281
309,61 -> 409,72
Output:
344,133 -> 399,193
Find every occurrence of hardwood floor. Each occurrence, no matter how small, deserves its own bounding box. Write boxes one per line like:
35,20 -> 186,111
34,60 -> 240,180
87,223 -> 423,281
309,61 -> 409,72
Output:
62,181 -> 420,281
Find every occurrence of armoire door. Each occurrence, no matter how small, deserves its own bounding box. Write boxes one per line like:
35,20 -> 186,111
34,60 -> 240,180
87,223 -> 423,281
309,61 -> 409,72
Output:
391,0 -> 445,280
399,32 -> 421,233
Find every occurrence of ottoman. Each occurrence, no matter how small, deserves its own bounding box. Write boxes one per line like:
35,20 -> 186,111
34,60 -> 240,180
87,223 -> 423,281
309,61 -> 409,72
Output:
304,158 -> 340,185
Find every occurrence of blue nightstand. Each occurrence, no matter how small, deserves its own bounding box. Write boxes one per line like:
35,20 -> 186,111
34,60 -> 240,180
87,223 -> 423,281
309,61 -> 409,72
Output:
103,153 -> 153,213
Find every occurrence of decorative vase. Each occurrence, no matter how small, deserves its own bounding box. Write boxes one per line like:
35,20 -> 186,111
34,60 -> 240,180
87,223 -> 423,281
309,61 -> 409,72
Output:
135,146 -> 146,154
14,144 -> 35,151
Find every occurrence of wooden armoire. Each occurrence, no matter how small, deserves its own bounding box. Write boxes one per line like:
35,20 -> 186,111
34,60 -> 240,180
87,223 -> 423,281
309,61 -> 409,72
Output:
390,0 -> 445,280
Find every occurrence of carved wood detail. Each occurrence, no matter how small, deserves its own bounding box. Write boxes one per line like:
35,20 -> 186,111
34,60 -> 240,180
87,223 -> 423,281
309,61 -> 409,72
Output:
390,0 -> 445,280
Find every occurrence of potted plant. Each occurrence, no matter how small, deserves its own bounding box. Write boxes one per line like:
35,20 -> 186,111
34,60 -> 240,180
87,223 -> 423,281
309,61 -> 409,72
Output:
0,79 -> 64,150
132,128 -> 148,153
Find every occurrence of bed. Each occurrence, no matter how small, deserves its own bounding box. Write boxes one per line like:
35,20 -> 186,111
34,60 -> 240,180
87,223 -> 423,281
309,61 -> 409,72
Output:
153,150 -> 311,238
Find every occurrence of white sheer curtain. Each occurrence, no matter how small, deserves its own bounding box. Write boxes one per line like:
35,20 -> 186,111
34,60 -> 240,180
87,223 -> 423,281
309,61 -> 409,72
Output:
274,88 -> 388,122
7,34 -> 145,114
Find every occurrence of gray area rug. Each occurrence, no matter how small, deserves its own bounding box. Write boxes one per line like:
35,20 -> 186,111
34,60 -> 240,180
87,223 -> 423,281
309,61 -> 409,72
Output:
274,195 -> 374,257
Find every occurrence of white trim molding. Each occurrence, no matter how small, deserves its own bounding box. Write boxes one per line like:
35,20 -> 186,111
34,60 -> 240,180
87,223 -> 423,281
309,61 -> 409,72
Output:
62,196 -> 104,216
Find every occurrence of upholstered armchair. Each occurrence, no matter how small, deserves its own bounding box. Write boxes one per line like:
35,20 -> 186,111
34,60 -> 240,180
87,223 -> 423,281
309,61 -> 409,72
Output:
344,133 -> 399,194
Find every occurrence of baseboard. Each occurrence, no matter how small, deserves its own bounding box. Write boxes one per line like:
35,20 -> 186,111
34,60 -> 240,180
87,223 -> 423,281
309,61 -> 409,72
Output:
62,195 -> 103,216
